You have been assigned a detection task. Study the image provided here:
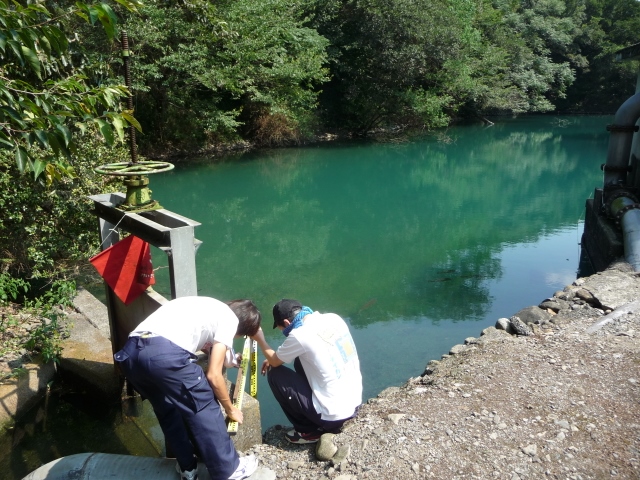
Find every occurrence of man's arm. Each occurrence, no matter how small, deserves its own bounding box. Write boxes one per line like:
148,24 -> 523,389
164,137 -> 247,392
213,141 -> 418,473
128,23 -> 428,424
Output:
251,327 -> 284,370
207,342 -> 243,423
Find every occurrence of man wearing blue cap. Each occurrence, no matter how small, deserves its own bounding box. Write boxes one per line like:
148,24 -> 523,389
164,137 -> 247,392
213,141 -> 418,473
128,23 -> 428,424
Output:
251,299 -> 362,444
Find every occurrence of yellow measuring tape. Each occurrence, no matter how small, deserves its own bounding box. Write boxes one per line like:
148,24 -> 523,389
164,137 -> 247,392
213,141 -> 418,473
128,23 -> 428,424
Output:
227,337 -> 258,434
250,339 -> 258,398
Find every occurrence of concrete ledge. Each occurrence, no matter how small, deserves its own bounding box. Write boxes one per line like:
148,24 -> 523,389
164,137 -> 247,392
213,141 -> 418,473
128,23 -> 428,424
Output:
228,391 -> 262,451
58,309 -> 121,400
0,361 -> 56,430
73,287 -> 110,339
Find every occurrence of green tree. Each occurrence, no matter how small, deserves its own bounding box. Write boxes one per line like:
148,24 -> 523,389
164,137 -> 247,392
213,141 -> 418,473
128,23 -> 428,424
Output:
307,0 -> 586,133
559,0 -> 640,112
0,0 -> 144,278
309,0 -> 468,133
478,0 -> 585,114
121,0 -> 329,152
0,0 -> 141,183
0,138 -> 127,278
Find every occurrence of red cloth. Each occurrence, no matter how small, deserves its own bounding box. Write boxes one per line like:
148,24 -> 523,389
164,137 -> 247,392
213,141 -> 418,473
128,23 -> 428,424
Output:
89,235 -> 155,305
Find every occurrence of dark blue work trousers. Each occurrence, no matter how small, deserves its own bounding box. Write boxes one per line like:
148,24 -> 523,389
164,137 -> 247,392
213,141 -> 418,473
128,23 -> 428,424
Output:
114,336 -> 239,480
267,358 -> 353,434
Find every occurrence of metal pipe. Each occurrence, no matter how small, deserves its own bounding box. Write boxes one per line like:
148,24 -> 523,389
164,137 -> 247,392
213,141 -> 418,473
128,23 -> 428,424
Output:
609,195 -> 640,270
603,91 -> 640,187
600,91 -> 640,271
22,453 -> 210,480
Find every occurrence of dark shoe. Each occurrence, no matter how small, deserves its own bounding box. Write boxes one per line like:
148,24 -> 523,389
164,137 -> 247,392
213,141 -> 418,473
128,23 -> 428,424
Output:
175,462 -> 198,480
285,429 -> 322,444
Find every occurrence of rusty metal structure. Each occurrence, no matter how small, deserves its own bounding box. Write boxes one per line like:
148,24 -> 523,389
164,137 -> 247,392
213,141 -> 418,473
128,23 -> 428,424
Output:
582,42 -> 640,272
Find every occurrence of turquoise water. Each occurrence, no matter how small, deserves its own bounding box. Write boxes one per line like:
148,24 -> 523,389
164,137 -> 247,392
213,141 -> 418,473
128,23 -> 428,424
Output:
145,115 -> 608,430
2,115 -> 610,478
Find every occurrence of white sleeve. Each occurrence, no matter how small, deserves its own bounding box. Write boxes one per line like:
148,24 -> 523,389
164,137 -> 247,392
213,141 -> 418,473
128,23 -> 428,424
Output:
213,315 -> 238,349
276,335 -> 305,364
223,347 -> 239,368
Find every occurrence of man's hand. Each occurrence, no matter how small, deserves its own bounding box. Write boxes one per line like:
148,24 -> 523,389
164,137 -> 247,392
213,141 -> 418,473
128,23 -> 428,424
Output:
260,359 -> 271,376
226,405 -> 244,424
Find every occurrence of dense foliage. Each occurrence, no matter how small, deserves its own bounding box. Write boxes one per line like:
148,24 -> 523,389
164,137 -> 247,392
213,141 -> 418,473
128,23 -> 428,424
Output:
0,138 -> 126,278
0,0 -> 142,183
120,0 -> 329,151
1,274 -> 77,373
558,0 -> 640,112
2,0 -> 640,280
101,0 -> 639,144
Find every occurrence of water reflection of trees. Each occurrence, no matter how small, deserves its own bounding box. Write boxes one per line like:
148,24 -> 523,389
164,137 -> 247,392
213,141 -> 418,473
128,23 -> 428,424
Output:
150,116 -> 608,328
407,247 -> 502,322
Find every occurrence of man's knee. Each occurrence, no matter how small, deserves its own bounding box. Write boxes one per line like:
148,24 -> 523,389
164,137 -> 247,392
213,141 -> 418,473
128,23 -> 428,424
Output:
266,364 -> 291,393
266,364 -> 280,385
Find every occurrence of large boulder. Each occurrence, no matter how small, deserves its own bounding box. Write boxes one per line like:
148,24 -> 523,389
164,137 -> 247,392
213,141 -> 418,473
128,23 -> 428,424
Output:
513,306 -> 552,326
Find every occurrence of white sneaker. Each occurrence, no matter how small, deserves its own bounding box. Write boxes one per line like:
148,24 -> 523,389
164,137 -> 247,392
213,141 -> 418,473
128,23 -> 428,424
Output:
228,454 -> 258,480
175,462 -> 198,480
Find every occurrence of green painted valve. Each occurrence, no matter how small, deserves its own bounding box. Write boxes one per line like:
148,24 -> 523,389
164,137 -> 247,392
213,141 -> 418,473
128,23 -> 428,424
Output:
94,161 -> 175,212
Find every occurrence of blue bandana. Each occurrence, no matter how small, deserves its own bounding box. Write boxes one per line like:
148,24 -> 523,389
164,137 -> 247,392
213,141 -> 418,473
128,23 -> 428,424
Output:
282,306 -> 313,337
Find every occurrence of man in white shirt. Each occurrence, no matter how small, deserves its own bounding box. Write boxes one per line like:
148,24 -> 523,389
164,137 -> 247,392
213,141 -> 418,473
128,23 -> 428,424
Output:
251,299 -> 362,444
114,297 -> 260,480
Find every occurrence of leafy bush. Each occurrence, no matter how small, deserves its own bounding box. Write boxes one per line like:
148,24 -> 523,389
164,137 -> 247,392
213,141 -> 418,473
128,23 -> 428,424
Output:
26,279 -> 78,310
252,112 -> 301,147
0,273 -> 29,304
120,0 -> 329,152
0,0 -> 142,182
0,134 -> 127,279
0,278 -> 76,376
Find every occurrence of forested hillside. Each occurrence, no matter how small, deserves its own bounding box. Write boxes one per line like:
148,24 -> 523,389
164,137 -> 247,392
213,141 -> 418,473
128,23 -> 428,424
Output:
1,0 -> 640,280
2,0 -> 640,159
114,0 -> 640,150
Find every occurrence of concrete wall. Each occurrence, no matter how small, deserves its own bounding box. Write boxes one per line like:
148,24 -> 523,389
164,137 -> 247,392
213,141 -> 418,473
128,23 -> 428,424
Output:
582,195 -> 625,273
107,287 -> 167,355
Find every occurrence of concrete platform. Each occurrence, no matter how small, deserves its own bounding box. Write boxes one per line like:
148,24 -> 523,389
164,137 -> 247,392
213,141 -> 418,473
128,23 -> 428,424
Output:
0,361 -> 55,431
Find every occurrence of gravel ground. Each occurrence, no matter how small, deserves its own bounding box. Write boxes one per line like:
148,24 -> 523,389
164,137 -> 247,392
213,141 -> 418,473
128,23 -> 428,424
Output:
242,262 -> 640,480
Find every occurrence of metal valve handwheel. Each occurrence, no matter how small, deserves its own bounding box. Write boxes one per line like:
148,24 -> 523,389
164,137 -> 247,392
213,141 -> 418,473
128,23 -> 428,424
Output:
94,161 -> 175,212
94,161 -> 175,176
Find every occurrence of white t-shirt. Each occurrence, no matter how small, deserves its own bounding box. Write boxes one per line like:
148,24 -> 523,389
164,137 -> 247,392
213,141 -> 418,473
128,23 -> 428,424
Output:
276,311 -> 362,421
131,296 -> 238,354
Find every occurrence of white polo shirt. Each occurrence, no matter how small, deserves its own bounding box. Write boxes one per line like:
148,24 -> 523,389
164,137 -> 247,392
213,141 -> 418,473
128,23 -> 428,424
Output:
131,296 -> 238,354
276,311 -> 362,421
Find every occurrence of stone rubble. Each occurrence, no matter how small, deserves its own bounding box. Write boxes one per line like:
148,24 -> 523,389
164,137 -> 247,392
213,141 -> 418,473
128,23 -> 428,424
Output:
243,262 -> 640,479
